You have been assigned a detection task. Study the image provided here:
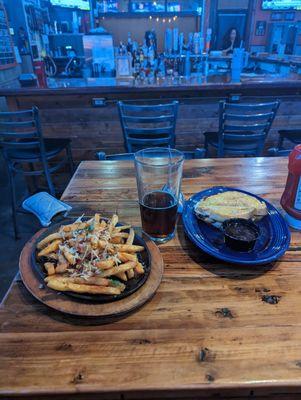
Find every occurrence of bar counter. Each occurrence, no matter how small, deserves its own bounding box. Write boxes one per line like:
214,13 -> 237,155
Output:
2,73 -> 301,97
2,73 -> 301,160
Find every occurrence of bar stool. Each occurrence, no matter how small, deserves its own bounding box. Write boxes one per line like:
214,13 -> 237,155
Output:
204,100 -> 280,157
0,107 -> 74,239
118,101 -> 179,152
268,129 -> 301,156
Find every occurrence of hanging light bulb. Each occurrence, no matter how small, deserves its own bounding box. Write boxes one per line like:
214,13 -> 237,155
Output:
156,17 -> 159,22
163,18 -> 166,23
149,15 -> 152,19
168,18 -> 171,23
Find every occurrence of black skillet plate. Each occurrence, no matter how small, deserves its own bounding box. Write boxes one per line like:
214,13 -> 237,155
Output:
31,219 -> 151,303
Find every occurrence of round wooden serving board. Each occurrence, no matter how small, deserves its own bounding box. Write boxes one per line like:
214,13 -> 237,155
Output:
19,229 -> 164,322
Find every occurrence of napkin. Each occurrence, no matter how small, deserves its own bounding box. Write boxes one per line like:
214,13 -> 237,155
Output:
22,192 -> 72,227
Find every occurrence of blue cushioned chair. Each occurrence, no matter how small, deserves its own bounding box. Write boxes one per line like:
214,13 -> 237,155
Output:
0,107 -> 74,239
204,100 -> 280,157
118,101 -> 179,152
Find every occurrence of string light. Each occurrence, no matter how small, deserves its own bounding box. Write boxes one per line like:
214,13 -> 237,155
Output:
156,17 -> 159,22
149,15 -> 152,19
173,16 -> 177,21
168,18 -> 171,23
163,18 -> 166,22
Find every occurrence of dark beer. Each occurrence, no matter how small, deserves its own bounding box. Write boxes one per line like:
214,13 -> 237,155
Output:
139,191 -> 178,239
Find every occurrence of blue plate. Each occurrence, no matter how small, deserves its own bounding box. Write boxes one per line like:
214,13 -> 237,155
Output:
182,186 -> 291,265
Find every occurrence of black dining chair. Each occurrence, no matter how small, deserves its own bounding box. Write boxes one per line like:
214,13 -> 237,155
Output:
268,129 -> 301,156
118,101 -> 179,152
0,107 -> 74,239
204,100 -> 280,157
96,148 -> 205,161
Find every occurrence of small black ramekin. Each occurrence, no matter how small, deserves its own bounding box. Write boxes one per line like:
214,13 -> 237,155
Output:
222,218 -> 260,252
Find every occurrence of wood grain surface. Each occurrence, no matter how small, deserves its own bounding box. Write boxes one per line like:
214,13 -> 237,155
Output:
1,157 -> 301,400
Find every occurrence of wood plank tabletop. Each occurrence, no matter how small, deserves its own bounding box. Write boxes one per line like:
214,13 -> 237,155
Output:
1,157 -> 301,400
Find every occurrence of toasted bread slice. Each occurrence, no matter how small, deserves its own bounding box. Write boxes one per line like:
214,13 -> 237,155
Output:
198,205 -> 255,222
209,191 -> 267,216
194,190 -> 267,226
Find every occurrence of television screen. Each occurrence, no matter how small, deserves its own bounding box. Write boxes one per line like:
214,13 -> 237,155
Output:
262,0 -> 301,10
50,0 -> 90,11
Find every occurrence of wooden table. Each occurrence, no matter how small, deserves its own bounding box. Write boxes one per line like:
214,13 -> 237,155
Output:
1,157 -> 301,400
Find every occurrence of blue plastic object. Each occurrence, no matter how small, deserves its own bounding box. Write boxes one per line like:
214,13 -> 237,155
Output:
22,192 -> 72,227
182,186 -> 291,265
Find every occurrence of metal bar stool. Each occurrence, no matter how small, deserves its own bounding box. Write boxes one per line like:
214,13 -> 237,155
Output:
118,101 -> 179,152
0,106 -> 74,239
268,129 -> 301,156
204,100 -> 280,157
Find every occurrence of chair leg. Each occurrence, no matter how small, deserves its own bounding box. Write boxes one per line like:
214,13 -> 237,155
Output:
278,135 -> 284,151
66,143 -> 75,175
7,165 -> 19,240
28,162 -> 38,194
204,138 -> 210,157
41,158 -> 56,197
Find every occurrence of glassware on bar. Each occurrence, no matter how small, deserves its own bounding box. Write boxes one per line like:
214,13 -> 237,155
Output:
134,148 -> 184,243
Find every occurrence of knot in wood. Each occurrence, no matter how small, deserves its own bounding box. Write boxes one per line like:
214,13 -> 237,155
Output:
215,308 -> 234,318
261,295 -> 281,304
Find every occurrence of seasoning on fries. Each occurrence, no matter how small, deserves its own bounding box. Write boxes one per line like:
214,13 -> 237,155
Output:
36,214 -> 145,295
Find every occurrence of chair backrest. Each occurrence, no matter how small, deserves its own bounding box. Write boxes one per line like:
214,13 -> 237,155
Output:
0,107 -> 45,156
118,101 -> 179,152
218,100 -> 280,157
96,148 -> 205,161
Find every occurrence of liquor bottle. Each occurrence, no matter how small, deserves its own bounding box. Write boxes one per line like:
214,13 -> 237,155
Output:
157,54 -> 166,78
142,39 -> 148,58
188,33 -> 193,52
173,28 -> 179,54
185,51 -> 191,77
148,40 -> 155,67
127,32 -> 133,54
179,33 -> 184,55
165,29 -> 172,55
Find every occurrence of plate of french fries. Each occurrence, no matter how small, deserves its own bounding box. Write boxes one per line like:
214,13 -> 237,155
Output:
33,213 -> 150,303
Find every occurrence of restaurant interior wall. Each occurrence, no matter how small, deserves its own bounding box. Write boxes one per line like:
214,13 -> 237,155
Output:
99,16 -> 198,52
248,0 -> 301,54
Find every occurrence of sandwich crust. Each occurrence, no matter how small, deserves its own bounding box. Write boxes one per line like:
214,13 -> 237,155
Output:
194,190 -> 267,227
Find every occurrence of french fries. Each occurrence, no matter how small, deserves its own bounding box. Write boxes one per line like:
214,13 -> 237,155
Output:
37,233 -> 61,250
46,278 -> 122,295
114,244 -> 144,253
44,262 -> 55,275
36,214 -> 146,296
37,239 -> 61,257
